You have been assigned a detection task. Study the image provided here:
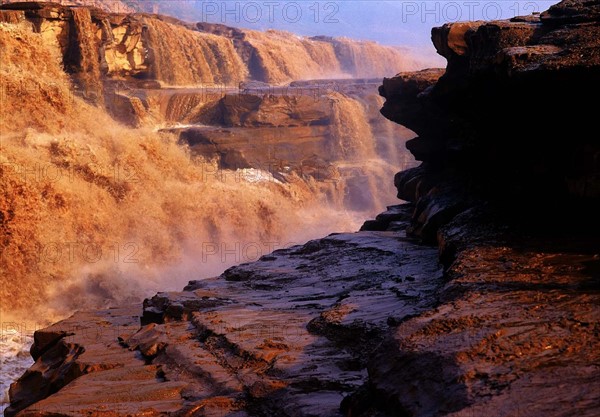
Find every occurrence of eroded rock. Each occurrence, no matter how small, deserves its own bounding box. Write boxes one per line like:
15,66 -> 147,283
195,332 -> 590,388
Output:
8,232 -> 442,416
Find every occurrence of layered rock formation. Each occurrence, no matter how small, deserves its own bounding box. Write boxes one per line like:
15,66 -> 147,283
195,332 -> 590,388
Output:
5,1 -> 600,416
356,0 -> 600,415
6,227 -> 443,416
381,0 -> 600,242
104,80 -> 416,212
0,1 -> 423,92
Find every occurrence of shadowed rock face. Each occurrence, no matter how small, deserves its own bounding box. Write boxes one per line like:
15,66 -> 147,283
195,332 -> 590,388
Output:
381,1 -> 600,223
355,0 -> 600,416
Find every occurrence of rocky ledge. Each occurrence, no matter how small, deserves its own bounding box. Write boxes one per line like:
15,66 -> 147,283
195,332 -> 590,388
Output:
7,219 -> 445,416
7,1 -> 600,416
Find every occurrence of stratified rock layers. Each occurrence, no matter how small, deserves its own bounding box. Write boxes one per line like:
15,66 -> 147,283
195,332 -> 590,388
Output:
381,0 -> 600,218
0,2 -> 423,88
6,228 -> 444,417
360,0 -> 600,415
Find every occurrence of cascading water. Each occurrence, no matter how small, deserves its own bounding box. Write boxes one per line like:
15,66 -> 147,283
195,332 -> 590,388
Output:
242,30 -> 343,84
142,17 -> 248,86
0,13 -> 419,409
328,37 -> 424,78
70,7 -> 103,102
240,30 -> 424,84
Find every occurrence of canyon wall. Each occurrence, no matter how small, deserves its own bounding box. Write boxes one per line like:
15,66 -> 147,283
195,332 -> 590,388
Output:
0,5 -> 416,323
0,21 -> 383,324
355,1 -> 600,415
380,0 -> 600,242
0,2 -> 424,90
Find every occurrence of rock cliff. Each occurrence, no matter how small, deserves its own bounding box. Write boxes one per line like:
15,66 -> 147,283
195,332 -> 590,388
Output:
359,0 -> 600,415
5,1 -> 600,416
381,0 -> 600,244
0,2 -> 423,91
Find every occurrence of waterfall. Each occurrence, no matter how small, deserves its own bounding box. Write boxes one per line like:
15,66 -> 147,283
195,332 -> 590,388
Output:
70,7 -> 103,103
142,17 -> 248,86
242,30 -> 343,83
0,23 -> 366,320
326,37 -> 423,78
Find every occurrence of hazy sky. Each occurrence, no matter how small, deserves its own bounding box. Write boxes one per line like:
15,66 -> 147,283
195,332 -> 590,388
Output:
151,1 -> 560,47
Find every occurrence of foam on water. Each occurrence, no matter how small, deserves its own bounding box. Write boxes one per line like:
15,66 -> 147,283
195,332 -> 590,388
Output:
0,21 -> 417,407
0,328 -> 34,412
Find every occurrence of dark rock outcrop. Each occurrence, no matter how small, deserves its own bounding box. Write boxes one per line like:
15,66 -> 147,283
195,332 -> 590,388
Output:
350,1 -> 600,415
381,0 -> 600,241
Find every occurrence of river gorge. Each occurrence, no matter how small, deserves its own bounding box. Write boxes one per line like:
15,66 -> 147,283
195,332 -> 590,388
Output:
1,0 -> 599,416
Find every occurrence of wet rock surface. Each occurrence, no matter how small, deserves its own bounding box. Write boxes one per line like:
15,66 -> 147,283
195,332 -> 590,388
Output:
347,210 -> 600,416
9,206 -> 599,416
363,0 -> 600,415
7,228 -> 443,416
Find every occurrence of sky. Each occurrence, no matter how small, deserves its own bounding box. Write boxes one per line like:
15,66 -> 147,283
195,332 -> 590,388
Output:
145,0 -> 560,47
